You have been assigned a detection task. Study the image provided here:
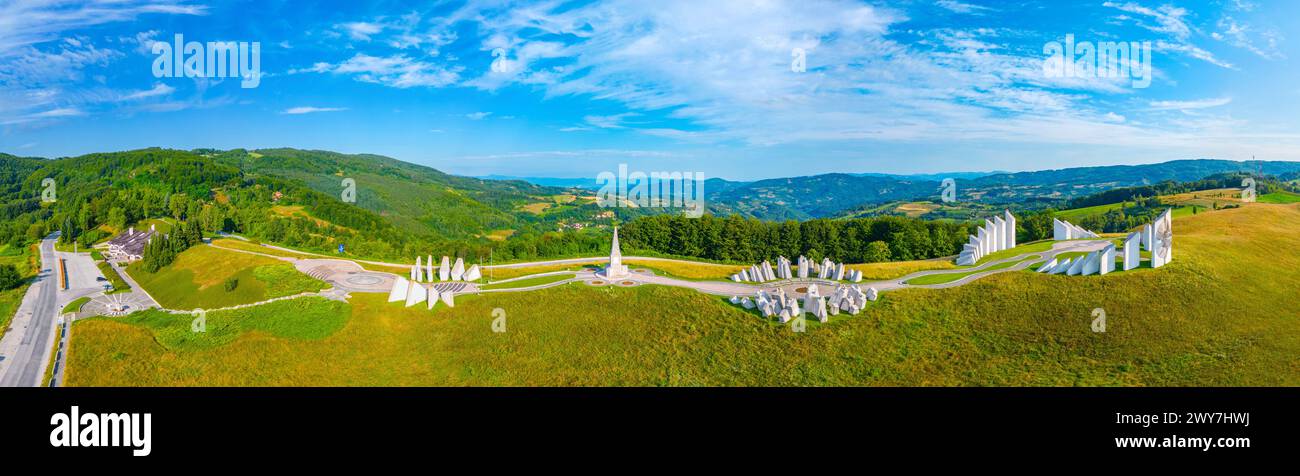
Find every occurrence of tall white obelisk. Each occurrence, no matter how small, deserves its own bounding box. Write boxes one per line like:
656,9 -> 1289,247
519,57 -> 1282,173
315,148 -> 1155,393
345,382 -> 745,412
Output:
605,227 -> 629,279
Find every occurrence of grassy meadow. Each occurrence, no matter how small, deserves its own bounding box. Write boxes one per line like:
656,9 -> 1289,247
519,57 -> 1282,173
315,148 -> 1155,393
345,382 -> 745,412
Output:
126,245 -> 326,310
904,256 -> 1037,285
847,259 -> 956,280
67,203 -> 1300,386
479,273 -> 575,290
96,261 -> 131,294
1258,191 -> 1300,204
0,243 -> 37,339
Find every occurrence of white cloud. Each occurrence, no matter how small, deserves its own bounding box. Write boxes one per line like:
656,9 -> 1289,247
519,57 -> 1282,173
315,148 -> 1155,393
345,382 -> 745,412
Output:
338,22 -> 384,41
282,106 -> 348,115
0,1 -> 204,125
582,113 -> 638,129
936,1 -> 992,14
293,53 -> 461,88
2,107 -> 86,125
1149,97 -> 1232,110
121,83 -> 175,101
465,111 -> 492,120
1214,17 -> 1283,60
0,1 -> 205,56
1103,1 -> 1237,69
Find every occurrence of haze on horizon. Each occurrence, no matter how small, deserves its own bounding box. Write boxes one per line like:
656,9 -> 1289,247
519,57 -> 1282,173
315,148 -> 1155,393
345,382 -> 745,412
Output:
2,0 -> 1299,181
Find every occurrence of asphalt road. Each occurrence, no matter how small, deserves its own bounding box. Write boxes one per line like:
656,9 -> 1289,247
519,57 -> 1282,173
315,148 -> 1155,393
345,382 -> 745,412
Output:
0,234 -> 59,387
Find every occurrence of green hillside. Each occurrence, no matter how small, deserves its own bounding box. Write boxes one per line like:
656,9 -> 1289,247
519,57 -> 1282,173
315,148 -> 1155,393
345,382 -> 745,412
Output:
65,203 -> 1300,386
126,245 -> 326,310
0,148 -> 624,264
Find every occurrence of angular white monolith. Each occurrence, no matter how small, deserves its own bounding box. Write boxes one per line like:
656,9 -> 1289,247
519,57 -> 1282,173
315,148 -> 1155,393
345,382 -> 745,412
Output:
451,257 -> 465,281
388,276 -> 410,302
405,281 -> 427,307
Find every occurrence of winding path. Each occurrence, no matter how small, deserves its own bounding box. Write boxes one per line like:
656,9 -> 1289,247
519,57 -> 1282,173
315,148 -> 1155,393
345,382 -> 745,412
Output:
199,238 -> 1116,307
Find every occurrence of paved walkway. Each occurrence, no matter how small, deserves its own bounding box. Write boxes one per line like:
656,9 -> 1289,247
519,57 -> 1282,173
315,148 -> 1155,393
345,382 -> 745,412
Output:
0,234 -> 114,387
208,238 -> 1117,301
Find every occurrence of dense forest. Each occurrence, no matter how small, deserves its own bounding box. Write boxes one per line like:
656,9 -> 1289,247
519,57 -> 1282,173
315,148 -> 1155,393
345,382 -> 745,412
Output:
618,214 -> 972,263
0,149 -> 622,264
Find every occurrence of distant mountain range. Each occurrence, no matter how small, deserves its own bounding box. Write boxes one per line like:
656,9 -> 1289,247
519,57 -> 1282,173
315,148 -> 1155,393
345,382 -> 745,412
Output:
479,170 -> 1004,189
12,148 -> 1300,228
482,159 -> 1300,220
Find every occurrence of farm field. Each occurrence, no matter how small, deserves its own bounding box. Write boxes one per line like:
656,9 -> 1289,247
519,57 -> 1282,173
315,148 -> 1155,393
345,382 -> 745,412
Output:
126,245 -> 326,310
1258,191 -> 1300,204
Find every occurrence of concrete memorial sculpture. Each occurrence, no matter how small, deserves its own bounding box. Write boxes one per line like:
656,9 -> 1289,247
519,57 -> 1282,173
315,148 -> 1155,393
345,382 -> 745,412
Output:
1049,258 -> 1071,275
387,276 -> 410,302
1053,218 -> 1100,241
1123,232 -> 1141,271
451,257 -> 465,281
405,281 -> 426,307
957,211 -> 1019,265
1151,209 -> 1173,268
603,227 -> 630,279
1080,251 -> 1101,276
1098,243 -> 1116,275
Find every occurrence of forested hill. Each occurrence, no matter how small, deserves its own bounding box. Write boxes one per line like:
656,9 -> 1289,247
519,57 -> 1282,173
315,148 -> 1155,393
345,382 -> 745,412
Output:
0,148 -> 636,263
210,148 -> 591,237
700,158 -> 1300,220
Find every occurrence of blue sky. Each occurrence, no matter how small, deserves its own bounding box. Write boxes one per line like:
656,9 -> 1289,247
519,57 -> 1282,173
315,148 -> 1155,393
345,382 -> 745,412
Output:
1,0 -> 1298,180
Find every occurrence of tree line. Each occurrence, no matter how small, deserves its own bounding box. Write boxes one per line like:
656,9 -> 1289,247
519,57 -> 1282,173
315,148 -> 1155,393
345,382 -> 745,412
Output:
618,214 -> 974,264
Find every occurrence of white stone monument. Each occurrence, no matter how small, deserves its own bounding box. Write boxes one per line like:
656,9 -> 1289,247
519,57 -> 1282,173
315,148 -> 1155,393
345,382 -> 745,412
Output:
405,281 -> 427,307
1150,209 -> 1173,268
1123,232 -> 1141,271
1003,210 -> 1017,250
604,227 -> 629,279
1098,243 -> 1116,275
387,276 -> 410,302
451,257 -> 465,281
464,264 -> 482,282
